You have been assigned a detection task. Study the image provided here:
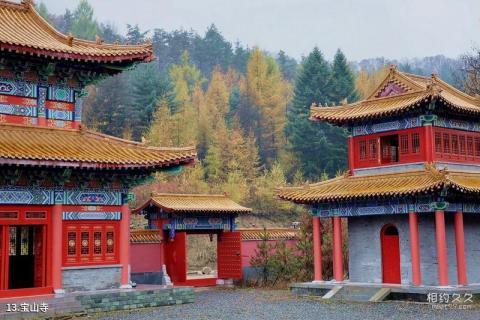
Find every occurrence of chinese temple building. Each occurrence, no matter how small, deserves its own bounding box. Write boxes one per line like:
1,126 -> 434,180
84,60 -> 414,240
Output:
0,0 -> 195,298
132,193 -> 250,287
279,66 -> 480,290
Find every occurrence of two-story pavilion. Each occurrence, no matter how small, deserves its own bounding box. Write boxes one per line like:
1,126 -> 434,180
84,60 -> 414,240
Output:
0,0 -> 195,298
279,66 -> 480,288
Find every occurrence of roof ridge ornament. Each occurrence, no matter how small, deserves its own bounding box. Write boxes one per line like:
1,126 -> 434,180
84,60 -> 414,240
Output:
95,35 -> 104,45
426,81 -> 442,97
388,64 -> 397,77
67,32 -> 74,46
424,162 -> 448,180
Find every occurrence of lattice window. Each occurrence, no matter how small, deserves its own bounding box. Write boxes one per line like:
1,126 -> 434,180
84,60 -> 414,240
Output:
476,137 -> 480,157
64,223 -> 119,265
369,139 -> 377,159
67,232 -> 76,256
106,232 -> 114,254
94,232 -> 102,255
467,136 -> 474,156
9,227 -> 16,256
459,135 -> 466,155
20,227 -> 29,256
411,133 -> 420,154
443,133 -> 450,154
452,135 -> 459,154
434,133 -> 442,153
359,140 -> 366,160
81,232 -> 89,255
400,135 -> 409,154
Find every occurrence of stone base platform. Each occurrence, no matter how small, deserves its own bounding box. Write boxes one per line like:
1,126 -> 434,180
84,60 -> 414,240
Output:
291,281 -> 480,303
0,285 -> 194,319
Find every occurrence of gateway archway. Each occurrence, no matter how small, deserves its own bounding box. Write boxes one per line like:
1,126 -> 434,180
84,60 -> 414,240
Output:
133,193 -> 250,287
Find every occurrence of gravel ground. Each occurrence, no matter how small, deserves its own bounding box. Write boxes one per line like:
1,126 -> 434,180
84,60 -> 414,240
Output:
94,288 -> 480,320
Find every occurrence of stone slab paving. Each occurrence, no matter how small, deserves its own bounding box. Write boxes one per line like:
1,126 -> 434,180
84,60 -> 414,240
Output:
93,288 -> 480,320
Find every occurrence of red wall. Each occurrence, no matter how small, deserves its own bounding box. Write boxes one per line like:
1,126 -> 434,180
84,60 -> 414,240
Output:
130,243 -> 163,273
241,239 -> 298,267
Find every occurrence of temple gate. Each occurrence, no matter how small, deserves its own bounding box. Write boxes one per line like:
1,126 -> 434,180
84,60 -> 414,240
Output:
133,194 -> 250,286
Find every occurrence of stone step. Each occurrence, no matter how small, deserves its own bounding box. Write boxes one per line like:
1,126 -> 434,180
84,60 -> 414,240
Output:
369,288 -> 392,302
331,286 -> 382,302
322,285 -> 343,300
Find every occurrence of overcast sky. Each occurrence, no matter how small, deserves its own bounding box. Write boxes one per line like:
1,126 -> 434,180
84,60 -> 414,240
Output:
41,0 -> 480,61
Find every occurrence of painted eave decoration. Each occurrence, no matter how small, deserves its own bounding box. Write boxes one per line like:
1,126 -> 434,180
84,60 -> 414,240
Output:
310,66 -> 480,125
134,193 -> 252,214
277,164 -> 480,204
0,123 -> 196,169
0,0 -> 153,63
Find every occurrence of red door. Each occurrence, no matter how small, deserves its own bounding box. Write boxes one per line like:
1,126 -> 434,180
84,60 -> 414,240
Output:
381,225 -> 401,284
217,231 -> 242,279
164,231 -> 187,284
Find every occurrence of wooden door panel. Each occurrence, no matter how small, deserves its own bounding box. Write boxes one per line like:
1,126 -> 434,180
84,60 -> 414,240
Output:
217,231 -> 242,279
381,234 -> 401,284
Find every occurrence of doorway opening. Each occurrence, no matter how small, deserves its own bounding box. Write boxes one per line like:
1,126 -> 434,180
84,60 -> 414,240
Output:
380,135 -> 399,164
8,225 -> 44,289
381,224 -> 401,284
186,234 -> 217,281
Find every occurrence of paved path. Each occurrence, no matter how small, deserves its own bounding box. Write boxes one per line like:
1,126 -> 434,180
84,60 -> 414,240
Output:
95,288 -> 480,320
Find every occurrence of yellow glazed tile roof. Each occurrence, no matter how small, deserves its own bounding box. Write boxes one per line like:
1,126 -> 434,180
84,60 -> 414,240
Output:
238,228 -> 299,241
278,165 -> 480,204
135,193 -> 252,214
0,0 -> 153,63
310,67 -> 480,124
0,123 -> 196,169
130,229 -> 162,244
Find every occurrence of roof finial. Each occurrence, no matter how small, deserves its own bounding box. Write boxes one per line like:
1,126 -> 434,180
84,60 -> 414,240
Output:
341,98 -> 348,106
67,33 -> 74,46
389,64 -> 397,76
427,80 -> 442,96
95,35 -> 104,45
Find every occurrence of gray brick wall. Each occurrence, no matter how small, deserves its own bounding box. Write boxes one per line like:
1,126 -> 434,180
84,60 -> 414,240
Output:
63,266 -> 121,292
348,212 -> 480,286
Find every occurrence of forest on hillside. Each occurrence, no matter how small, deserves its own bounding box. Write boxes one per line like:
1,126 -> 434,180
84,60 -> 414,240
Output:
37,1 -> 478,225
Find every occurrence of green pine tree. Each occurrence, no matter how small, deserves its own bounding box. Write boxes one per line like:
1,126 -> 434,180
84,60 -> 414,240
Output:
285,47 -> 346,179
129,63 -> 176,140
329,49 -> 359,104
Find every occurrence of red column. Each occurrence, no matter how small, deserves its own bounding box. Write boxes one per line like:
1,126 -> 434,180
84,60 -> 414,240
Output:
52,204 -> 64,293
424,125 -> 434,162
408,212 -> 421,285
120,204 -> 131,288
347,136 -> 354,174
312,217 -> 322,281
332,216 -> 343,282
454,211 -> 467,285
435,210 -> 449,286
